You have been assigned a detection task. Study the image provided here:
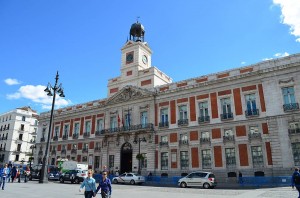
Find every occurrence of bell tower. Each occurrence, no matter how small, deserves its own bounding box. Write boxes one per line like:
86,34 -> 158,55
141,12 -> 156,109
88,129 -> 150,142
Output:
107,21 -> 172,97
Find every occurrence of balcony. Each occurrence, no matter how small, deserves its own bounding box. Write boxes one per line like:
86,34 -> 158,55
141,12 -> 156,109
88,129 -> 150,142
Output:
51,150 -> 56,155
198,116 -> 210,123
289,128 -> 300,135
200,137 -> 211,145
53,136 -> 58,141
82,148 -> 88,153
226,157 -> 236,167
95,130 -> 104,136
94,147 -> 101,152
61,149 -> 66,155
248,133 -> 262,141
62,135 -> 68,140
283,103 -> 299,112
245,109 -> 259,117
159,121 -> 169,128
38,150 -> 43,156
223,135 -> 235,144
71,149 -> 77,155
179,140 -> 189,146
72,133 -> 79,139
83,132 -> 90,138
40,137 -> 45,142
101,123 -> 154,134
178,119 -> 189,126
159,141 -> 169,147
221,113 -> 234,121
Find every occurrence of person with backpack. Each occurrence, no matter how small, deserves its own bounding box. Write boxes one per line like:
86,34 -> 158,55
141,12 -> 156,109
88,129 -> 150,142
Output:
292,167 -> 300,198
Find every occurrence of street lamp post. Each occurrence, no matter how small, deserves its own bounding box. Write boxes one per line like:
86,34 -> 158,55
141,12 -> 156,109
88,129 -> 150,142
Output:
29,145 -> 36,170
134,137 -> 146,175
39,71 -> 65,183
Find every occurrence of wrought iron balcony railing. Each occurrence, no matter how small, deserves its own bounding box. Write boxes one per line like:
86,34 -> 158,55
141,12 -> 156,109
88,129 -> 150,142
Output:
95,130 -> 104,136
83,132 -> 90,138
198,116 -> 210,123
179,140 -> 189,145
248,133 -> 262,140
283,103 -> 299,112
178,119 -> 189,126
61,149 -> 66,154
71,149 -> 77,154
72,133 -> 79,139
159,141 -> 169,147
53,136 -> 58,141
101,123 -> 154,134
94,147 -> 101,152
200,137 -> 211,144
62,135 -> 68,140
82,148 -> 88,153
159,121 -> 169,128
223,135 -> 235,143
40,137 -> 45,142
289,128 -> 300,134
221,113 -> 234,120
245,109 -> 259,117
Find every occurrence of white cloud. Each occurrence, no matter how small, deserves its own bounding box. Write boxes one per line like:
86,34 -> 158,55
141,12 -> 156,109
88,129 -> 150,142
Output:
263,52 -> 289,61
6,85 -> 72,110
4,78 -> 22,85
241,61 -> 246,65
273,0 -> 300,42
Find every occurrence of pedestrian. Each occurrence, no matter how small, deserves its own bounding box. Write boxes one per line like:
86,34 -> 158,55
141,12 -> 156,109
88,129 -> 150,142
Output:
102,165 -> 109,173
148,171 -> 152,181
292,167 -> 300,198
11,166 -> 17,182
0,164 -> 9,190
96,171 -> 112,198
79,169 -> 96,198
17,165 -> 23,183
24,166 -> 30,183
6,166 -> 11,183
238,171 -> 243,184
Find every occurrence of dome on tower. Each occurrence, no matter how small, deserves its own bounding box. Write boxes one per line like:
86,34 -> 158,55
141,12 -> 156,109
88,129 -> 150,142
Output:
129,21 -> 145,42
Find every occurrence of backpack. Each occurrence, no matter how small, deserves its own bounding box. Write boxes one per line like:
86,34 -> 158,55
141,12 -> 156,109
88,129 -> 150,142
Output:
294,173 -> 300,184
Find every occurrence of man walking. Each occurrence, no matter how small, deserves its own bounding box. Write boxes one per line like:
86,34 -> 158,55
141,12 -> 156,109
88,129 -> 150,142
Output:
292,167 -> 300,198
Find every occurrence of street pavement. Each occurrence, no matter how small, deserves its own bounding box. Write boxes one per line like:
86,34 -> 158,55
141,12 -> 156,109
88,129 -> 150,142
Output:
1,180 -> 299,198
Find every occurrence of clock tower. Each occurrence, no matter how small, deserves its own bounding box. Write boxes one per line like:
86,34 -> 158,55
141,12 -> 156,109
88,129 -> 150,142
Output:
107,21 -> 172,97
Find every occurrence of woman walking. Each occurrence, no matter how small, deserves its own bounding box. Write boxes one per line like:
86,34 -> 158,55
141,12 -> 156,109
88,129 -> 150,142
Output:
79,169 -> 96,198
96,171 -> 112,198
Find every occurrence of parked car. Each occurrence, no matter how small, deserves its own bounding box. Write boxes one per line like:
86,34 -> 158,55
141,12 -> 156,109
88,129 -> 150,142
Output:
29,165 -> 59,180
59,169 -> 87,184
178,171 -> 217,189
48,171 -> 61,180
112,173 -> 145,185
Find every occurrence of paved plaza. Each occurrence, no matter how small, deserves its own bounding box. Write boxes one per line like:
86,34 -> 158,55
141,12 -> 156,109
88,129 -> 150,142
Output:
0,180 -> 299,198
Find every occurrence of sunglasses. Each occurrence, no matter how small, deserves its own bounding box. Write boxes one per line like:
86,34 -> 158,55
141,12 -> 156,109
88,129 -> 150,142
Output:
102,173 -> 107,175
88,173 -> 92,174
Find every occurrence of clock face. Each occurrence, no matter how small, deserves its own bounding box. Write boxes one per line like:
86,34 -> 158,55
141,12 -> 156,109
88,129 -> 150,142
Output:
126,54 -> 133,62
142,55 -> 148,64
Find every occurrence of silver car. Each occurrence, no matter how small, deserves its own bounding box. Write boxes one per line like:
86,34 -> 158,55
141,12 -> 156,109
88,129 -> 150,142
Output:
112,173 -> 145,185
178,171 -> 217,189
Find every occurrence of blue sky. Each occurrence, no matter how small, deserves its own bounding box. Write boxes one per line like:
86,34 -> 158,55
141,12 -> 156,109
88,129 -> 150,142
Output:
0,0 -> 299,114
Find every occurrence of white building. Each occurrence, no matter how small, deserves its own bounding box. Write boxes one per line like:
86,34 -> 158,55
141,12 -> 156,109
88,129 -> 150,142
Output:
0,106 -> 38,164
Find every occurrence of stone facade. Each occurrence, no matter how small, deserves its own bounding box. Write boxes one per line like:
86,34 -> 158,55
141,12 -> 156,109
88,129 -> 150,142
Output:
35,22 -> 300,181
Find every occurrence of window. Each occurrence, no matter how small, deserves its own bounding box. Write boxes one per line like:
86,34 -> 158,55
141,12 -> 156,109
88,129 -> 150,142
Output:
20,124 -> 25,131
125,112 -> 131,127
64,124 -> 69,136
74,123 -> 79,135
54,126 -> 59,137
85,121 -> 91,133
141,153 -> 147,169
15,155 -> 19,161
289,122 -> 300,134
140,111 -> 148,128
245,94 -> 258,116
94,156 -> 100,170
110,116 -> 117,129
17,144 -> 21,151
251,146 -> 263,166
72,144 -> 77,149
292,143 -> 300,166
179,105 -> 188,120
179,134 -> 188,145
249,126 -> 259,134
19,134 -> 23,141
282,87 -> 296,105
180,151 -> 189,169
22,116 -> 26,121
221,98 -> 233,119
96,119 -> 104,132
161,152 -> 168,170
160,108 -> 169,126
198,101 -> 209,122
225,148 -> 236,166
161,136 -> 168,143
83,143 -> 88,149
200,131 -> 210,143
224,129 -> 233,136
109,155 -> 114,168
202,149 -> 211,168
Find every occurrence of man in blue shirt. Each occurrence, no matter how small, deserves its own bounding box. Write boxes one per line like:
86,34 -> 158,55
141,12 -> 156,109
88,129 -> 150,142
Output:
0,164 -> 9,190
96,171 -> 112,198
292,167 -> 300,198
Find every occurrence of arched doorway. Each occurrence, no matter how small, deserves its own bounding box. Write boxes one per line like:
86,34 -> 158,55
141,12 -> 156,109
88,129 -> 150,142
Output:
120,142 -> 132,173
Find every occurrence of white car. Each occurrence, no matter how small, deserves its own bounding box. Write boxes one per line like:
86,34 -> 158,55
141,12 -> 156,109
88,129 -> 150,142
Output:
178,171 -> 217,189
112,173 -> 145,185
